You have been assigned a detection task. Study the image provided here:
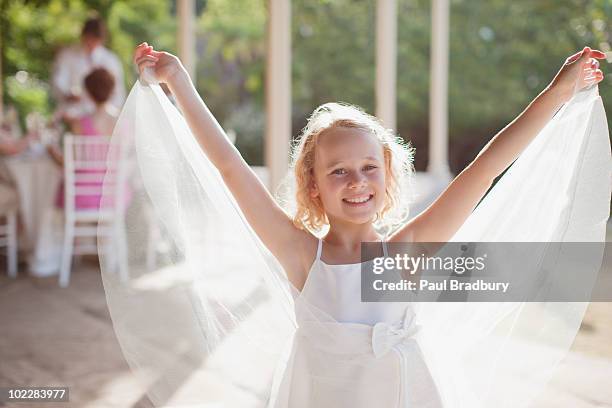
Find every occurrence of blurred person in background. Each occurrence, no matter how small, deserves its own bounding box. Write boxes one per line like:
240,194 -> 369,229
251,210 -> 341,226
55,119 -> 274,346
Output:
48,67 -> 117,170
48,67 -> 119,214
0,139 -> 29,157
52,16 -> 125,120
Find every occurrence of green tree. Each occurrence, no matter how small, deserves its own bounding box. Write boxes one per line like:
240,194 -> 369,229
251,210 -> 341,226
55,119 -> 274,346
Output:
1,0 -> 176,121
196,0 -> 267,164
443,0 -> 611,170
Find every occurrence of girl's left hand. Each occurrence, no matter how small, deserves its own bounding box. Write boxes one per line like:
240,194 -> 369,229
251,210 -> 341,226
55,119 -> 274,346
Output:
550,46 -> 606,102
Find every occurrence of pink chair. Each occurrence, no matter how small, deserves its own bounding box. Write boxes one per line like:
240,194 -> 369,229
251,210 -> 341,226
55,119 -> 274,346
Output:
58,135 -> 129,287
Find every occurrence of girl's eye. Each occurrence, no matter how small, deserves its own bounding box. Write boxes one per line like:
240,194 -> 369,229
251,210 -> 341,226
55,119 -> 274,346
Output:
331,168 -> 347,175
363,165 -> 378,171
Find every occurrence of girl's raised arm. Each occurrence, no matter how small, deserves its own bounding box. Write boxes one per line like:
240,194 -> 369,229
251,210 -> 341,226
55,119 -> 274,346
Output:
134,43 -> 315,286
391,47 -> 606,246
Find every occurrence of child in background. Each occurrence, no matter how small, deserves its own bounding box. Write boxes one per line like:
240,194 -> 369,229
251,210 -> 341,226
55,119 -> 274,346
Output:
49,67 -> 118,209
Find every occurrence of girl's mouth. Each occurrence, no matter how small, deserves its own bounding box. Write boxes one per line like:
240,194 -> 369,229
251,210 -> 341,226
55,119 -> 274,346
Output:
342,194 -> 374,206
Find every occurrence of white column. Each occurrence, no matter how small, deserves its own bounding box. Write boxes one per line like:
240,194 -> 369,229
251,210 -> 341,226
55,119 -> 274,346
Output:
428,0 -> 451,178
375,0 -> 397,130
265,0 -> 291,191
177,0 -> 196,80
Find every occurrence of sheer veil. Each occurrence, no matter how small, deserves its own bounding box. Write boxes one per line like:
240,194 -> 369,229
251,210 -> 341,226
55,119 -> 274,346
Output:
99,76 -> 610,407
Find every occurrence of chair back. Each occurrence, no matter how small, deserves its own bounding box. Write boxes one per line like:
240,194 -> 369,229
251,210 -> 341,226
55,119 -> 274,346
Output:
63,134 -> 127,216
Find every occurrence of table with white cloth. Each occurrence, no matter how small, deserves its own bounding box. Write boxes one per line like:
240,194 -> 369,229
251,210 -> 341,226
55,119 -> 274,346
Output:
5,149 -> 63,277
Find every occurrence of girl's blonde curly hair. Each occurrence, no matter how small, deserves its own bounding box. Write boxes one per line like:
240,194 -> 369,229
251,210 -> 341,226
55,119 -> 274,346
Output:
278,102 -> 415,236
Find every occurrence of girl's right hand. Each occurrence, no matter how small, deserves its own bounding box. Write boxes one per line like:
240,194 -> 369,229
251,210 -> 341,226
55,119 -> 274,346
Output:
549,46 -> 606,103
134,42 -> 183,84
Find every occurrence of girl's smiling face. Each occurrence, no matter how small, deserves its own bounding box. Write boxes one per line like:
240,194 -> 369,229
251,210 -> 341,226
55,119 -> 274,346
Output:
311,127 -> 387,226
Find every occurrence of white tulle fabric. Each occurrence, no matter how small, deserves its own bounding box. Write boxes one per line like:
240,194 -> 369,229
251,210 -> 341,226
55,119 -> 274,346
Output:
99,79 -> 610,408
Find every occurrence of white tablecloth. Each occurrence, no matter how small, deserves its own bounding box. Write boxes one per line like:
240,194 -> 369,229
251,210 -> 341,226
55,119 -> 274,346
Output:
5,152 -> 63,276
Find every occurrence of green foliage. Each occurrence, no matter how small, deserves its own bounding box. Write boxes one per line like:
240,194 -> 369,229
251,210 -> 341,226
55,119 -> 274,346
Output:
196,0 -> 266,162
196,0 -> 266,112
446,0 -> 612,135
224,103 -> 265,166
2,0 -> 89,80
441,0 -> 612,170
292,0 -> 376,119
5,72 -> 50,129
1,0 -> 176,107
105,0 -> 177,85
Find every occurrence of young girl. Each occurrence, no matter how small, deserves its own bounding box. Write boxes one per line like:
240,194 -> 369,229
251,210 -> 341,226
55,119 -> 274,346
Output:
130,43 -> 607,407
49,67 -> 119,209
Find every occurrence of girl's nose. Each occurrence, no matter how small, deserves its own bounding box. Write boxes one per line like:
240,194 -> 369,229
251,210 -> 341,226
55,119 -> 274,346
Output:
348,172 -> 367,189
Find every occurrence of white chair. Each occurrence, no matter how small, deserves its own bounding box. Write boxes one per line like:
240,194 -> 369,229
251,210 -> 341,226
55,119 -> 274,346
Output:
0,163 -> 18,277
0,209 -> 18,278
58,135 -> 129,287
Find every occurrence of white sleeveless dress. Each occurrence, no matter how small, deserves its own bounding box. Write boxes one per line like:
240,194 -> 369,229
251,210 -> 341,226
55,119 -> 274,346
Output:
270,239 -> 443,407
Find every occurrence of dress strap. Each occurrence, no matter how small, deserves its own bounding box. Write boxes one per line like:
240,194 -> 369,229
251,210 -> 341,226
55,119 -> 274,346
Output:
382,241 -> 389,257
316,238 -> 323,261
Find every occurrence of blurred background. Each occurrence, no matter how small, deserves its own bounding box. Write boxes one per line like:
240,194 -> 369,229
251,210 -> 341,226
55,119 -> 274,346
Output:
2,0 -> 611,169
0,0 -> 611,407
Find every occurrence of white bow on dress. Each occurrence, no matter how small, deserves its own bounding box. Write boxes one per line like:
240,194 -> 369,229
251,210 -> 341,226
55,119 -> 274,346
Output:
371,307 -> 421,358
